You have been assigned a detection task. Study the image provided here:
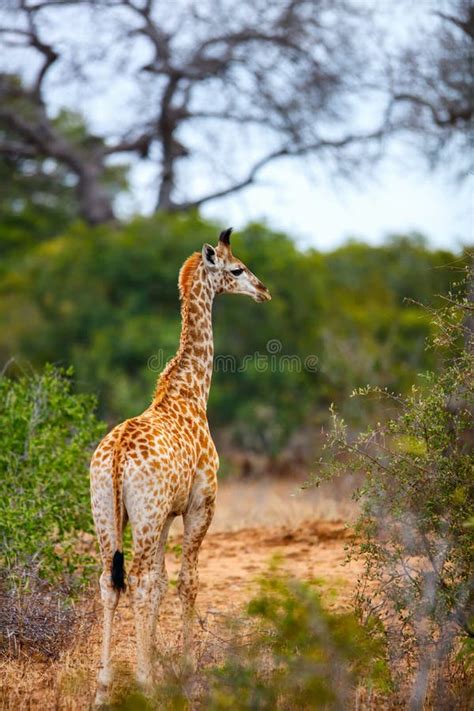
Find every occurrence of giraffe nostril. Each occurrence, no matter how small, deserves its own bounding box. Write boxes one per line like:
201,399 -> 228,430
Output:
256,284 -> 271,301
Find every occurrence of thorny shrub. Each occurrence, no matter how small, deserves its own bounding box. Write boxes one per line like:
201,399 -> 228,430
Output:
312,283 -> 473,708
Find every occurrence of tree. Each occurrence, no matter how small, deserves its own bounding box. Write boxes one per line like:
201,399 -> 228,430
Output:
1,2 -> 471,224
0,124 -> 77,254
0,0 -> 385,222
0,0 -> 145,225
388,0 -> 474,175
0,66 -> 133,225
0,101 -> 128,252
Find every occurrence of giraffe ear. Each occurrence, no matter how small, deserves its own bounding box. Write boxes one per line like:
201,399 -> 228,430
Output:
202,243 -> 218,269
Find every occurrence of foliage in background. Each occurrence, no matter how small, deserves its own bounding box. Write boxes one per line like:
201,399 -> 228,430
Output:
112,567 -> 390,711
0,364 -> 105,585
313,280 -> 473,708
0,212 -> 463,456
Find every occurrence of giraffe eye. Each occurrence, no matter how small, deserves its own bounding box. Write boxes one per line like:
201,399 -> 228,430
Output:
231,268 -> 244,277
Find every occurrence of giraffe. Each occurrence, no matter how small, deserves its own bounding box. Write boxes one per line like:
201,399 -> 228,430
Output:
90,228 -> 271,704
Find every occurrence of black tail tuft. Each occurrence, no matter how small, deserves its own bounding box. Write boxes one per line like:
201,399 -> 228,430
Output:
111,550 -> 126,591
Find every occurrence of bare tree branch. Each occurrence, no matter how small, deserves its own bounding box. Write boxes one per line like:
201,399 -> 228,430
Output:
389,0 -> 473,175
435,9 -> 474,39
391,93 -> 473,128
25,0 -> 98,9
178,128 -> 386,211
102,132 -> 154,156
0,138 -> 37,157
0,99 -> 80,169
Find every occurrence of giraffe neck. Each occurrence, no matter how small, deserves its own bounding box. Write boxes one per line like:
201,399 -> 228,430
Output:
153,260 -> 214,410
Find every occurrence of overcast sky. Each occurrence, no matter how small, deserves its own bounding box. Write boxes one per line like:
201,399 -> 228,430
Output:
132,155 -> 472,253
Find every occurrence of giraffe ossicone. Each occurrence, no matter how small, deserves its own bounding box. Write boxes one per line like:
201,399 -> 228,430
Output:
90,228 -> 271,704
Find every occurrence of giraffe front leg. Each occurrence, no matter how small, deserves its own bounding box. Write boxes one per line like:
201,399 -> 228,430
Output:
178,498 -> 215,667
91,468 -> 122,708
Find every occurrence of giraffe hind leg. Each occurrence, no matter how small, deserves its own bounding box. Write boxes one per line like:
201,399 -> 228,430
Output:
95,568 -> 120,706
91,469 -> 126,704
93,519 -> 120,705
128,512 -> 170,691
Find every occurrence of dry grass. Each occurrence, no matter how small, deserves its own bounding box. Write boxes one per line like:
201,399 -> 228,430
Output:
0,573 -> 97,661
0,601 -> 97,710
179,473 -> 358,535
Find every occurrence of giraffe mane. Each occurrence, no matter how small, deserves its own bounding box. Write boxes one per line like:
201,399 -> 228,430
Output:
153,252 -> 202,405
178,252 -> 202,299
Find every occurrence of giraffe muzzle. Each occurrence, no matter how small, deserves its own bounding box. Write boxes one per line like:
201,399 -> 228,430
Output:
255,285 -> 272,302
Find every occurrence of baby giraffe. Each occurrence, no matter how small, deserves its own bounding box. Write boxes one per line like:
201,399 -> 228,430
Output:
90,228 -> 271,704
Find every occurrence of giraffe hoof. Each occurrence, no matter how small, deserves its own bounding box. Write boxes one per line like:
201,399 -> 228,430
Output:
136,673 -> 154,697
182,649 -> 197,674
94,683 -> 110,707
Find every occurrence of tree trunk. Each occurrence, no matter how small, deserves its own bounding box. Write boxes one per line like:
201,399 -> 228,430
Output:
155,91 -> 180,212
156,165 -> 176,211
77,163 -> 115,225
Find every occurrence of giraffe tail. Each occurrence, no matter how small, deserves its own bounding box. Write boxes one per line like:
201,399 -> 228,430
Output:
112,550 -> 125,592
111,423 -> 128,592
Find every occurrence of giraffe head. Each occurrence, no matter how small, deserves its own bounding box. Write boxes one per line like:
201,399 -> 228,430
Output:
201,228 -> 271,302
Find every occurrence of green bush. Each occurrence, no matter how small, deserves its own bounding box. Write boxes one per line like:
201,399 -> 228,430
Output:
313,283 -> 474,707
206,569 -> 389,710
112,567 -> 389,710
0,363 -> 106,585
0,212 -> 464,454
